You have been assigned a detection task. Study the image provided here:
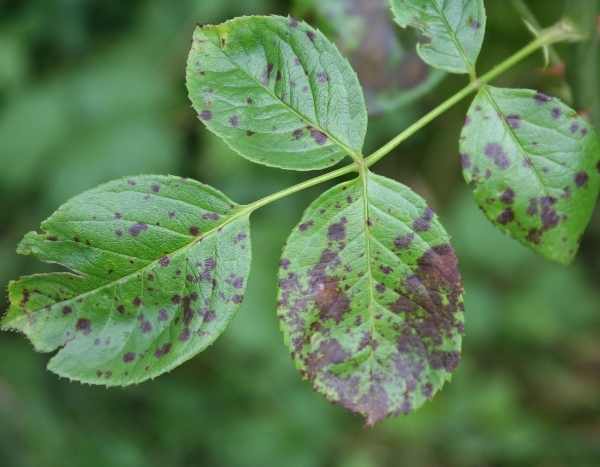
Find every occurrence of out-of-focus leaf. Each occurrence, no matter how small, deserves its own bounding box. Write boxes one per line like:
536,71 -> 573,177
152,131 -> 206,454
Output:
390,0 -> 486,75
0,39 -> 178,197
45,117 -> 178,209
564,0 -> 600,128
306,0 -> 444,114
278,172 -> 464,425
0,83 -> 71,191
2,176 -> 252,385
460,86 -> 600,264
186,15 -> 367,170
0,30 -> 28,93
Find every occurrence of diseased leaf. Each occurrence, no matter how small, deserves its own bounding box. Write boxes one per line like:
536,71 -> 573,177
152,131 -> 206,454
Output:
460,86 -> 600,264
277,171 -> 464,425
1,176 -> 252,385
389,0 -> 486,75
186,15 -> 368,170
308,0 -> 445,114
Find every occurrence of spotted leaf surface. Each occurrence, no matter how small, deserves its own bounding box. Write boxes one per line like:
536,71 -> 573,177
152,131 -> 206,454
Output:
1,176 -> 251,385
277,172 -> 464,425
390,0 -> 486,74
460,86 -> 600,264
186,15 -> 368,170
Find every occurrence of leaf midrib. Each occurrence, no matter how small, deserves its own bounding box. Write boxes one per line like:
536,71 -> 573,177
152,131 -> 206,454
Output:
430,0 -> 475,73
204,23 -> 364,164
6,205 -> 252,322
480,85 -> 552,199
359,170 -> 379,390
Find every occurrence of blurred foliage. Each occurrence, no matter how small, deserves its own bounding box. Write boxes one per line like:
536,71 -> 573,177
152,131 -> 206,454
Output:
296,0 -> 445,115
1,1 -> 600,466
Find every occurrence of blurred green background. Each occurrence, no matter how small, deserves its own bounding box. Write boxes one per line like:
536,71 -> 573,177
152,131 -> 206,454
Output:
1,1 -> 600,466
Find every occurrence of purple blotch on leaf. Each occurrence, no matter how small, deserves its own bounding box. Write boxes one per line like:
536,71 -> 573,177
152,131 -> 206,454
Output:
460,153 -> 472,170
309,128 -> 328,145
129,223 -> 148,237
413,208 -> 433,232
75,318 -> 92,335
394,233 -> 414,249
496,208 -> 515,225
328,217 -> 347,241
316,71 -> 328,83
299,220 -> 314,232
199,110 -> 212,121
123,352 -> 136,363
500,187 -> 515,204
575,171 -> 589,187
534,92 -> 551,104
551,107 -> 562,119
505,114 -> 521,129
155,343 -> 172,358
484,143 -> 510,169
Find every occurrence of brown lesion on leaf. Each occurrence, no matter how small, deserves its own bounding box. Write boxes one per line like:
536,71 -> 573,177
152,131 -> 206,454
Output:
314,276 -> 350,324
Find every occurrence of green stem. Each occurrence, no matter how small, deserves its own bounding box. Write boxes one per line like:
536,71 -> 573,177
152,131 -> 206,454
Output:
510,0 -> 563,66
245,20 -> 582,213
365,19 -> 581,167
246,163 -> 358,213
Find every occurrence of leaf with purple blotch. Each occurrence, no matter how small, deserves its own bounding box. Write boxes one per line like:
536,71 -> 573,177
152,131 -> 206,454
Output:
186,15 -> 367,170
1,176 -> 251,385
390,0 -> 486,75
460,85 -> 600,264
277,171 -> 464,425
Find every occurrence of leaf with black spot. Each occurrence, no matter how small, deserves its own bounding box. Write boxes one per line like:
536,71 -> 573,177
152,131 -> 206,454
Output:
1,176 -> 252,385
186,15 -> 368,170
390,0 -> 486,75
460,86 -> 600,264
277,171 -> 464,425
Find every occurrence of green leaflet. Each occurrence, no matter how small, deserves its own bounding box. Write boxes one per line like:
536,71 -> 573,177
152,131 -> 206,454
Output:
186,15 -> 368,170
277,171 -> 464,425
2,176 -> 252,385
308,0 -> 445,115
460,86 -> 600,264
389,0 -> 486,75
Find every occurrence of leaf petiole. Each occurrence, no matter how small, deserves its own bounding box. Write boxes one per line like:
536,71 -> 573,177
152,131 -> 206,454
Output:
365,20 -> 583,167
243,20 -> 582,214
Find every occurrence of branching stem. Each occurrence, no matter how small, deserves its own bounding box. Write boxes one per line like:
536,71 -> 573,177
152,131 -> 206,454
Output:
246,20 -> 582,214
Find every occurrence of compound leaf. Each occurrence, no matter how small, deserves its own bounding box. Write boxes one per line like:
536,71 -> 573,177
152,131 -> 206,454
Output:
390,0 -> 486,75
309,0 -> 445,115
2,176 -> 252,385
277,171 -> 464,425
460,86 -> 600,264
186,15 -> 368,170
